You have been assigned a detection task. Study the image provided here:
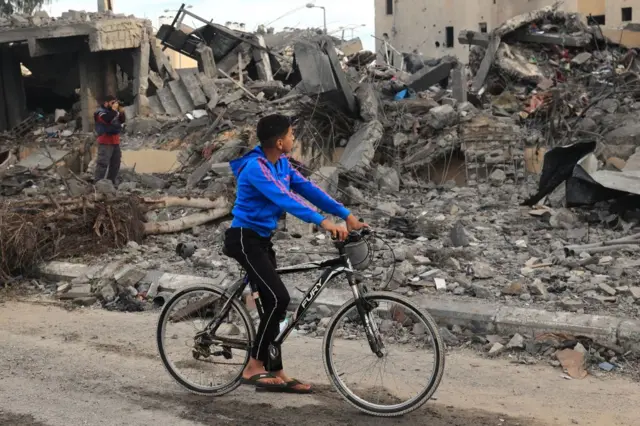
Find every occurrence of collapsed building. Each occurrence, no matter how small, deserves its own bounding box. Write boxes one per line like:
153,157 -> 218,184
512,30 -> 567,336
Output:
0,10 -> 170,134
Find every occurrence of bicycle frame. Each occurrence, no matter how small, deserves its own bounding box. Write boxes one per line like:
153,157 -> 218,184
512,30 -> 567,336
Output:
202,246 -> 363,348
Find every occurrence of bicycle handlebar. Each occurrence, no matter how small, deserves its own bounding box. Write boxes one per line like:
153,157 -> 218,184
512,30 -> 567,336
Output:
333,227 -> 372,249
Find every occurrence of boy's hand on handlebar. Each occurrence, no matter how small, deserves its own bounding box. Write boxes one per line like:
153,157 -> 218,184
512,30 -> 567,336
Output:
346,214 -> 368,232
321,219 -> 349,241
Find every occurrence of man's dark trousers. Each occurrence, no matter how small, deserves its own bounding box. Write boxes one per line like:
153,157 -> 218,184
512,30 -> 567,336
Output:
95,143 -> 121,184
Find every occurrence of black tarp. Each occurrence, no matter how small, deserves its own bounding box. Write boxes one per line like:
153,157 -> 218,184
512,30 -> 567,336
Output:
523,141 -> 639,207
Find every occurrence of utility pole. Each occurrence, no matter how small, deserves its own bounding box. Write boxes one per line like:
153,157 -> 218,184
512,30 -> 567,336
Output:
97,0 -> 114,12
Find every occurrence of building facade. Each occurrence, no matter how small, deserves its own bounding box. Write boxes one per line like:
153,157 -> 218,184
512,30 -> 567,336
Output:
375,0 -> 640,64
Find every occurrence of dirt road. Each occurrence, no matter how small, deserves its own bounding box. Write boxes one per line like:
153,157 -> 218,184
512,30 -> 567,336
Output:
0,301 -> 638,426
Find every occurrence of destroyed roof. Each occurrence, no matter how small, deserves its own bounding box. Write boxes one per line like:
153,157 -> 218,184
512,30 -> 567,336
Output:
157,21 -> 248,63
0,10 -> 139,31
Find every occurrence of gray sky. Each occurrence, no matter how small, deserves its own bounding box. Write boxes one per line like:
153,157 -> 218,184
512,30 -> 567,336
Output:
46,0 -> 376,50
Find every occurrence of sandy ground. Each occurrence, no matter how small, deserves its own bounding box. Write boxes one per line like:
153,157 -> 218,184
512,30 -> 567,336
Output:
0,300 -> 638,426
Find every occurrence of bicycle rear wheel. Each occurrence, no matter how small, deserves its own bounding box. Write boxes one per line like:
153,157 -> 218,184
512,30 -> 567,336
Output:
156,285 -> 255,395
322,292 -> 444,417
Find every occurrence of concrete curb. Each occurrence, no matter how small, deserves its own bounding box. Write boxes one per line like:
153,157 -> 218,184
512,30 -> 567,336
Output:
39,261 -> 640,352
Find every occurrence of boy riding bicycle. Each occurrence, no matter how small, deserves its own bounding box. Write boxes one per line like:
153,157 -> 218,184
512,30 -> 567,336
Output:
224,114 -> 367,393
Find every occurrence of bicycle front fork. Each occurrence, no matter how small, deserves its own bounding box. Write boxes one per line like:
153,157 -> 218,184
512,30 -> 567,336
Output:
350,282 -> 385,358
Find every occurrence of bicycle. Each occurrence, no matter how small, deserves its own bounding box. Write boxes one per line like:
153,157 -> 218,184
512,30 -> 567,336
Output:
156,228 -> 445,417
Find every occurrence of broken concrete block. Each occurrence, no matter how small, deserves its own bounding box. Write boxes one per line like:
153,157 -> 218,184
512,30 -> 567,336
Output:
197,73 -> 220,110
17,148 -> 69,170
471,36 -> 501,92
294,41 -> 338,94
114,267 -> 146,287
168,80 -> 196,113
322,37 -> 358,115
458,30 -> 490,47
339,120 -> 383,176
147,95 -> 165,115
156,86 -> 181,116
210,162 -> 233,177
375,165 -> 400,193
181,72 -> 208,108
196,43 -> 217,78
220,89 -> 244,105
452,66 -> 467,103
148,70 -> 164,90
61,10 -> 84,21
96,279 -> 116,302
408,61 -> 454,92
571,52 -> 592,65
426,105 -> 458,130
58,283 -> 92,299
10,14 -> 30,25
356,83 -> 380,122
251,35 -> 274,82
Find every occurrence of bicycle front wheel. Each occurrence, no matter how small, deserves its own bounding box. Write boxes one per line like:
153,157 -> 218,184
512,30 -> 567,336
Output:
322,292 -> 444,417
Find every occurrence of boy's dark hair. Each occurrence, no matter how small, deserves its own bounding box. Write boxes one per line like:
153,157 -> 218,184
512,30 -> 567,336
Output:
257,114 -> 291,148
102,95 -> 117,104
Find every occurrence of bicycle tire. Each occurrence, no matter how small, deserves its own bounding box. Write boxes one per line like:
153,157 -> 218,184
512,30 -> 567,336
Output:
156,285 -> 256,396
322,291 -> 445,417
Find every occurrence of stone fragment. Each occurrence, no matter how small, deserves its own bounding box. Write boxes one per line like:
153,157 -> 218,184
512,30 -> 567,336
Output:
473,262 -> 495,279
488,342 -> 505,356
507,333 -> 525,349
426,105 -> 458,130
489,169 -> 506,186
450,221 -> 469,247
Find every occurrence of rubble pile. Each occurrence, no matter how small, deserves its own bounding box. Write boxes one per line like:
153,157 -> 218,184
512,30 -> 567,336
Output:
2,5 -> 640,339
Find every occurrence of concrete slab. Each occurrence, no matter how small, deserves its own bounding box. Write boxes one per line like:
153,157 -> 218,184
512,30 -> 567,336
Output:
452,66 -> 467,103
294,41 -> 337,94
408,61 -> 454,92
251,35 -> 274,82
495,306 -> 620,346
38,261 -> 88,281
147,271 -> 227,299
323,37 -> 357,115
180,72 -> 208,108
339,120 -> 383,176
210,162 -> 233,176
511,31 -> 591,47
168,80 -> 196,113
156,86 -> 181,116
196,43 -> 217,78
458,30 -> 490,47
471,36 -> 501,93
0,23 -> 93,44
147,70 -> 164,90
17,147 -> 70,170
147,95 -> 165,115
197,73 -> 220,109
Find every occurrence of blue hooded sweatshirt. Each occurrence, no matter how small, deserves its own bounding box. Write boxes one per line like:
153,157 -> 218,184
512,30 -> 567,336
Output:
229,146 -> 351,237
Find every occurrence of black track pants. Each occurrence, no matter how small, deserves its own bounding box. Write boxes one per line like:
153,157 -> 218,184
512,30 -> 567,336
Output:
224,227 -> 290,371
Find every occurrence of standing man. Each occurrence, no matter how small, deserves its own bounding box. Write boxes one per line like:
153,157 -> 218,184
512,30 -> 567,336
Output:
94,95 -> 125,184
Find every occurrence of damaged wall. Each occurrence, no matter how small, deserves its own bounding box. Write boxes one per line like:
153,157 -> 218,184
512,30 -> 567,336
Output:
375,0 -> 640,64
